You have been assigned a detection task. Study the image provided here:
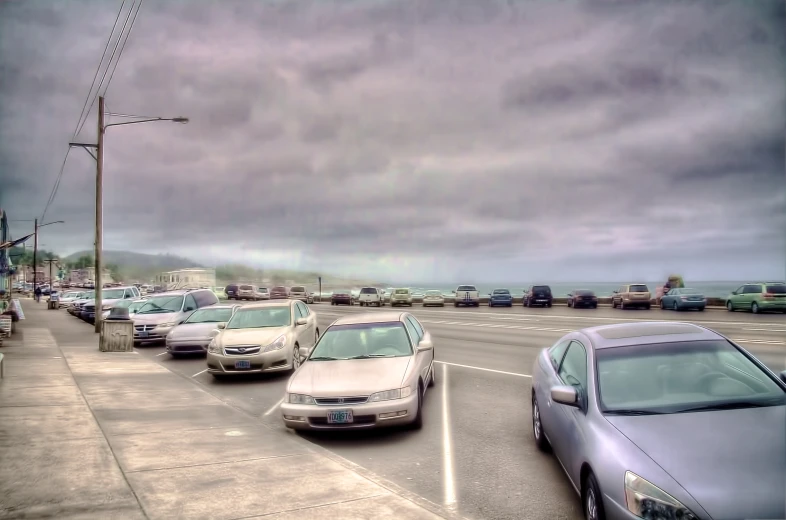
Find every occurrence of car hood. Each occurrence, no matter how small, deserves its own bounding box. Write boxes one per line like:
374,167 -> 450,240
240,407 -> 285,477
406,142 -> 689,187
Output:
133,311 -> 179,325
289,357 -> 412,397
169,322 -> 222,340
219,327 -> 290,347
607,406 -> 786,520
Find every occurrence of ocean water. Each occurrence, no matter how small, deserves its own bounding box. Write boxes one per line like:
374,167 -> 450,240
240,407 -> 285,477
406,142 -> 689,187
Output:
323,282 -> 756,299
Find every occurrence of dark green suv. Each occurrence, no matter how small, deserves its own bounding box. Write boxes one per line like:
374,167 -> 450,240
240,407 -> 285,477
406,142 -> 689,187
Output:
725,282 -> 786,314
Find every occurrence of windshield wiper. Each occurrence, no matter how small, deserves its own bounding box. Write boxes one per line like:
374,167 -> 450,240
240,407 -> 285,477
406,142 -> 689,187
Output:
674,401 -> 781,414
308,356 -> 339,361
604,409 -> 664,416
347,354 -> 395,359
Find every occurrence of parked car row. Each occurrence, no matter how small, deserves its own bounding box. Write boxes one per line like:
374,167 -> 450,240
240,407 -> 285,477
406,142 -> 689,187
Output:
224,284 -> 315,304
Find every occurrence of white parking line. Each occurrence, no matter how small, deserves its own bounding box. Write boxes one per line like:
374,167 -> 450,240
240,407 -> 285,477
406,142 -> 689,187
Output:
733,338 -> 786,346
264,397 -> 285,416
435,361 -> 532,378
441,363 -> 457,507
192,369 -> 207,377
156,352 -> 168,356
421,320 -> 573,334
743,328 -> 786,332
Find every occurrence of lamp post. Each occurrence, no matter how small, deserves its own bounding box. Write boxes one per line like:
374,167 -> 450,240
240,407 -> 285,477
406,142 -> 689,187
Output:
32,220 -> 64,291
70,96 -> 188,333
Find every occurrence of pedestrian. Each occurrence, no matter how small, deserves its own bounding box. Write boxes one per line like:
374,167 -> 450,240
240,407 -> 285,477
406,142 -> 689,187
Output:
34,285 -> 42,303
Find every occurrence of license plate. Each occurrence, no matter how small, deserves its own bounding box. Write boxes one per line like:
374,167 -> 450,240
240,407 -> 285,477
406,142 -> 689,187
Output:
235,360 -> 251,369
138,331 -> 149,338
327,410 -> 353,424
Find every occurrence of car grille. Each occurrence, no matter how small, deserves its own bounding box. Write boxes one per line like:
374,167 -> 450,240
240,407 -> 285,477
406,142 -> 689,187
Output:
313,396 -> 369,406
224,345 -> 261,356
309,415 -> 376,426
135,324 -> 156,332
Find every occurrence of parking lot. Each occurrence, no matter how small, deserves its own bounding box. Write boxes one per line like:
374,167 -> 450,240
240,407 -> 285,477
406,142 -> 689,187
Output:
100,303 -> 786,520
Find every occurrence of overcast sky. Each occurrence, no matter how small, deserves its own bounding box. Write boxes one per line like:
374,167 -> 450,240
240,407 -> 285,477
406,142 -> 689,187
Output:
1,0 -> 784,283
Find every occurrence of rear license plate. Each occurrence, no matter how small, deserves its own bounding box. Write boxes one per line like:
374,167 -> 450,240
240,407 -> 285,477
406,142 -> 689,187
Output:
327,410 -> 353,424
138,331 -> 149,338
235,360 -> 251,369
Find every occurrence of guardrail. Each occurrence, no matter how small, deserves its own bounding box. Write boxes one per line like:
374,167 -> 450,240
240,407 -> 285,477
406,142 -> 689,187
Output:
411,296 -> 727,307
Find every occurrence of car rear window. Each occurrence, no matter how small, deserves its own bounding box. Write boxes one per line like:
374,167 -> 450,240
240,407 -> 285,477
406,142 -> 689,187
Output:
290,286 -> 305,292
575,290 -> 594,296
532,286 -> 551,293
493,289 -> 510,294
239,285 -> 253,290
272,286 -> 286,291
457,285 -> 476,291
766,284 -> 786,294
395,289 -> 410,294
360,288 -> 377,294
629,285 -> 649,292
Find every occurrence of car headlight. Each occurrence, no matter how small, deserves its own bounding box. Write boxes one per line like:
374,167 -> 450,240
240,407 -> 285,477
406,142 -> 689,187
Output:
625,472 -> 698,520
158,322 -> 176,328
369,386 -> 413,402
102,304 -> 113,310
263,334 -> 287,353
288,393 -> 315,405
207,339 -> 220,354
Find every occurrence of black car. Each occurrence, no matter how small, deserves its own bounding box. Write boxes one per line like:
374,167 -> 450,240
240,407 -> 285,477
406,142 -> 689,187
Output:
567,289 -> 598,309
225,284 -> 239,300
524,285 -> 553,307
331,290 -> 353,305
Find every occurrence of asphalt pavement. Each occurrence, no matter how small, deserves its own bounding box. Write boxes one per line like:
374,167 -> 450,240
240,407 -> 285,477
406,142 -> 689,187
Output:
115,302 -> 786,520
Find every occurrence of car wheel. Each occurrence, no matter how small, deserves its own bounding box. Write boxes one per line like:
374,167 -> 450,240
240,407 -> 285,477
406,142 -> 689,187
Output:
698,306 -> 705,311
583,472 -> 606,520
619,300 -> 625,310
752,302 -> 760,314
410,383 -> 424,429
428,362 -> 436,387
660,299 -> 666,309
672,301 -> 678,311
726,301 -> 733,311
645,304 -> 651,310
592,303 -> 598,309
547,302 -> 552,308
211,373 -> 226,380
532,394 -> 550,452
292,344 -> 301,371
454,302 -> 458,307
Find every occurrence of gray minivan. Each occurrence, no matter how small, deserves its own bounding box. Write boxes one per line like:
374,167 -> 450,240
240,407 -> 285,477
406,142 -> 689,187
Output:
133,289 -> 219,344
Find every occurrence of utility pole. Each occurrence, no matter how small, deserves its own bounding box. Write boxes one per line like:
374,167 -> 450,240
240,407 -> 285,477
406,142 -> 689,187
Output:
32,219 -> 38,290
94,96 -> 105,333
43,258 -> 58,288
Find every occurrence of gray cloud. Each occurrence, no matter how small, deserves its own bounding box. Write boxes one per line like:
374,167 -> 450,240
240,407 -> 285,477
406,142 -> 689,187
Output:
1,0 -> 784,283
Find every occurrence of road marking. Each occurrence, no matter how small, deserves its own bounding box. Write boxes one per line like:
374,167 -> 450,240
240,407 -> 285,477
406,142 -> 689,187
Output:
441,363 -> 457,507
156,352 -> 168,356
420,320 -> 573,334
732,338 -> 786,346
743,328 -> 786,332
192,369 -> 207,377
435,361 -> 532,378
264,397 -> 285,416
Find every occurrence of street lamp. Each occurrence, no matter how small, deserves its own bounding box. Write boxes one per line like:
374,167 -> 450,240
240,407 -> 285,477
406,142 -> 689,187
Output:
69,96 -> 189,333
32,220 -> 64,290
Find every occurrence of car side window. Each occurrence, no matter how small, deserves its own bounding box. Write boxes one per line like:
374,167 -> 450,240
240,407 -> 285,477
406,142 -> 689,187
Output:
743,285 -> 761,294
297,302 -> 309,317
403,320 -> 420,346
184,294 -> 197,312
407,316 -> 424,339
549,340 -> 571,369
558,341 -> 588,395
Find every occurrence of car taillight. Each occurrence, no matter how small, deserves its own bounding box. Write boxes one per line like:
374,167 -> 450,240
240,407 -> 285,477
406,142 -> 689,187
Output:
762,292 -> 773,299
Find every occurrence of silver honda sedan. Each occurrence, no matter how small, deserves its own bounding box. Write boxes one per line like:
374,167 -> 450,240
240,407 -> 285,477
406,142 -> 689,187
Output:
531,321 -> 786,520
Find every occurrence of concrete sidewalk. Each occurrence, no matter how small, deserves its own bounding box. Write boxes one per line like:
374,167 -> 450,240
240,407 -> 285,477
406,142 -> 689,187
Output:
0,300 -> 456,520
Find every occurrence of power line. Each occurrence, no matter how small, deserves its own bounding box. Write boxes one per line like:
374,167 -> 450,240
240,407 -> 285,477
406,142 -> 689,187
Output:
40,148 -> 72,223
72,0 -> 128,139
103,0 -> 144,98
74,0 -> 138,138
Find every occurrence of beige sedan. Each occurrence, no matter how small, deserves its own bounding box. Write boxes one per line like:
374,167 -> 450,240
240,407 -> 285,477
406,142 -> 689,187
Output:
281,311 -> 436,430
206,300 -> 319,378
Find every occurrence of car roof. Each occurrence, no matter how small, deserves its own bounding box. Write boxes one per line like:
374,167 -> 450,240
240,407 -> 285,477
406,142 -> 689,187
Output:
332,311 -> 407,326
239,300 -> 294,310
581,321 -> 722,349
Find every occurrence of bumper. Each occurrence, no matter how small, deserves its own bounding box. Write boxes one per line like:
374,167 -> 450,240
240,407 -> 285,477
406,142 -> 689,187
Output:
391,298 -> 412,305
456,299 -> 478,305
490,299 -> 512,306
622,299 -> 650,307
167,339 -> 211,354
759,301 -> 786,311
573,299 -> 597,307
206,348 -> 292,374
134,325 -> 174,342
281,392 -> 419,430
332,298 -> 352,305
676,300 -> 706,309
423,299 -> 445,306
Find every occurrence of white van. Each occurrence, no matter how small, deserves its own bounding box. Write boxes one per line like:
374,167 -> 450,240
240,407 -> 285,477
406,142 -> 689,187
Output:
358,287 -> 383,307
454,285 -> 479,307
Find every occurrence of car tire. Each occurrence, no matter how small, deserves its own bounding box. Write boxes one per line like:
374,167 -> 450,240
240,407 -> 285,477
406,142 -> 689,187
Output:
428,362 -> 436,387
454,302 -> 458,307
752,302 -> 760,314
645,304 -> 651,310
292,344 -> 301,371
583,472 -> 606,520
619,300 -> 625,310
726,301 -> 733,311
592,303 -> 598,309
660,299 -> 666,309
547,302 -> 552,308
698,306 -> 705,312
211,373 -> 226,380
672,301 -> 679,311
410,384 -> 424,430
532,394 -> 550,452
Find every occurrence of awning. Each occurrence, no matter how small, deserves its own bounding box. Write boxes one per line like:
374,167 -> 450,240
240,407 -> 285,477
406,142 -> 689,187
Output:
0,232 -> 35,250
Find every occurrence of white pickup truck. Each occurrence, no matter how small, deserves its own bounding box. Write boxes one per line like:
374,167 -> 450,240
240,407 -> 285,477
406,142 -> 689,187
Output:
454,285 -> 479,307
358,287 -> 383,307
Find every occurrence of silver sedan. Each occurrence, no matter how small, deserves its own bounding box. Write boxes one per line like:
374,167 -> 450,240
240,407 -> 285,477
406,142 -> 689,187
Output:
165,304 -> 240,356
531,321 -> 786,520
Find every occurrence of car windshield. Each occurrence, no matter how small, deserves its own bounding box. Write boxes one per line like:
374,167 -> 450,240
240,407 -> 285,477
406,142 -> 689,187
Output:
575,290 -> 594,296
766,284 -> 786,294
597,340 -> 786,415
102,289 -> 126,299
360,288 -> 377,294
629,285 -> 649,292
186,308 -> 234,323
128,301 -> 147,313
291,286 -> 305,292
64,292 -> 82,298
137,296 -> 184,314
532,286 -> 551,293
309,322 -> 413,360
493,289 -> 510,294
395,289 -> 409,294
272,286 -> 286,292
112,299 -> 134,309
239,285 -> 253,290
81,291 -> 95,299
679,288 -> 700,294
425,290 -> 442,296
227,306 -> 291,329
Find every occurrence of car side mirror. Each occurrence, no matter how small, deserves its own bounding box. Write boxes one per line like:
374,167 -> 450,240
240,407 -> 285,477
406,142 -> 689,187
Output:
296,318 -> 308,326
551,385 -> 579,408
780,370 -> 786,385
731,291 -> 737,295
216,323 -> 226,330
417,339 -> 434,352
